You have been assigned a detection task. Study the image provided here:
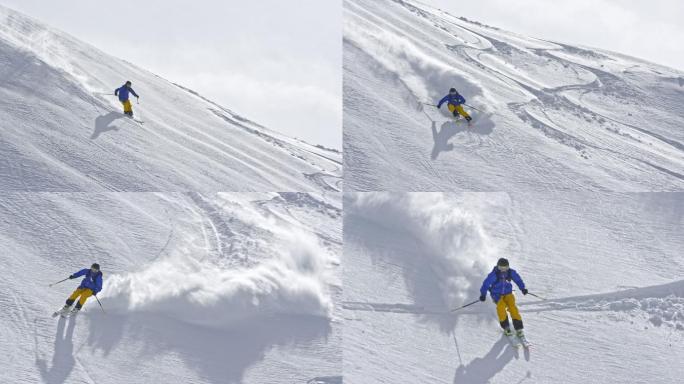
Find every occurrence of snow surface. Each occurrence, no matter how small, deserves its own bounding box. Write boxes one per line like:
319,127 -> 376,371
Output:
0,192 -> 342,383
343,192 -> 684,383
0,5 -> 341,192
344,0 -> 684,191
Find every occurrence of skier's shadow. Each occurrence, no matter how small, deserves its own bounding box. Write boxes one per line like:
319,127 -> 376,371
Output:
36,316 -> 76,384
453,335 -> 517,384
92,112 -> 124,139
431,121 -> 465,160
430,115 -> 495,160
87,312 -> 332,384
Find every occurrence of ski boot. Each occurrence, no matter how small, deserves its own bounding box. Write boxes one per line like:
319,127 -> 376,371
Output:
516,329 -> 530,348
53,305 -> 71,317
70,307 -> 81,316
503,328 -> 520,348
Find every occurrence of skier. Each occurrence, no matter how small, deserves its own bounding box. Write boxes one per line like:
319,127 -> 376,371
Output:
436,88 -> 472,123
55,263 -> 103,316
479,258 -> 528,341
114,80 -> 139,117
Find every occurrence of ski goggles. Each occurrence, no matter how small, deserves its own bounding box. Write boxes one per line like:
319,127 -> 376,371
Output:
497,265 -> 510,272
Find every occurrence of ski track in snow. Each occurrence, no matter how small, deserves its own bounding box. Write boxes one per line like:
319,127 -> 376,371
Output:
343,0 -> 684,192
342,279 -> 684,332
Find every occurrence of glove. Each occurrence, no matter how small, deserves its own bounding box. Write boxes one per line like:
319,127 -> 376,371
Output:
521,288 -> 528,295
479,295 -> 486,302
68,275 -> 76,279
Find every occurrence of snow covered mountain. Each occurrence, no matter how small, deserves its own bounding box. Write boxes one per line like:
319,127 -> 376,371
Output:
0,5 -> 341,192
344,0 -> 684,191
343,191 -> 684,384
0,192 -> 342,383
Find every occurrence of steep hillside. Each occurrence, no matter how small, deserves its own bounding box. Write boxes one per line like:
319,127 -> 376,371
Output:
0,5 -> 341,192
343,192 -> 684,383
344,0 -> 684,191
0,192 -> 342,383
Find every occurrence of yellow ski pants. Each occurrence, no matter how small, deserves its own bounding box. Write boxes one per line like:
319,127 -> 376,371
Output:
448,103 -> 471,119
121,100 -> 132,114
67,288 -> 94,308
496,293 -> 522,323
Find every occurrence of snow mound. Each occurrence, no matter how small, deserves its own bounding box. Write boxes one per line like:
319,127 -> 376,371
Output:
347,192 -> 495,307
541,279 -> 684,331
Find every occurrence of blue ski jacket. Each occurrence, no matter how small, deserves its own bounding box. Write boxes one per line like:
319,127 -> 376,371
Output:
437,93 -> 466,108
114,85 -> 139,102
72,268 -> 103,294
480,267 -> 525,303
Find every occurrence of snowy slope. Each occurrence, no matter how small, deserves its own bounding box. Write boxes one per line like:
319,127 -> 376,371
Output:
0,5 -> 341,192
0,192 -> 342,383
344,0 -> 684,191
343,192 -> 684,383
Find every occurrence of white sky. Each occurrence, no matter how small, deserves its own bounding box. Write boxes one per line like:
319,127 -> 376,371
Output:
425,0 -> 684,71
0,0 -> 341,149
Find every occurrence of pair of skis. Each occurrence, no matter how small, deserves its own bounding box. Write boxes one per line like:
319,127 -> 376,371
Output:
51,307 -> 79,319
505,331 -> 531,349
124,115 -> 145,125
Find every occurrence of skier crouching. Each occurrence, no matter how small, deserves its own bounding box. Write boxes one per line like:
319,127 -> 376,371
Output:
436,87 -> 472,123
56,263 -> 103,316
479,258 -> 528,338
114,80 -> 139,117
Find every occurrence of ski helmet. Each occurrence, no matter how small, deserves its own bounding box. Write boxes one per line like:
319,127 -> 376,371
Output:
497,258 -> 509,267
125,80 -> 132,86
91,263 -> 100,270
449,87 -> 457,93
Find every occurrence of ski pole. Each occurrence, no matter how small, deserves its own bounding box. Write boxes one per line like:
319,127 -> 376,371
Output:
94,295 -> 106,314
450,299 -> 480,312
527,292 -> 548,301
463,103 -> 484,113
48,277 -> 70,287
421,101 -> 438,107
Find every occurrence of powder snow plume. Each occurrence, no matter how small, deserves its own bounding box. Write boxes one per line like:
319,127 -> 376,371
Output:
347,192 -> 496,307
100,197 -> 335,328
344,1 -> 485,106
